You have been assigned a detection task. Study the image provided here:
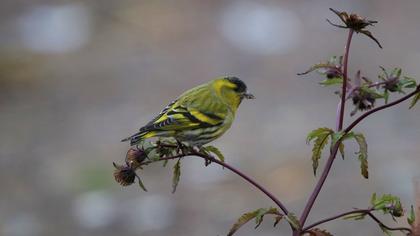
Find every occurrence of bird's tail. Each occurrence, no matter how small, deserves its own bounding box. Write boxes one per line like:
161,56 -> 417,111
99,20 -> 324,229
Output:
121,131 -> 157,146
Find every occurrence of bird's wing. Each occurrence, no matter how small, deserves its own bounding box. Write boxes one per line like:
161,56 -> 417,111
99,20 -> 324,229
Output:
139,84 -> 228,133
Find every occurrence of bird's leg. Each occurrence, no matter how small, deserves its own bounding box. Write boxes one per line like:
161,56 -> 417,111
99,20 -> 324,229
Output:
176,139 -> 188,155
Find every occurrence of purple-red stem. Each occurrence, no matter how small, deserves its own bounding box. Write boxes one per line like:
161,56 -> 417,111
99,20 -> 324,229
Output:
297,30 -> 354,234
141,150 -> 290,216
344,85 -> 420,133
302,208 -> 412,233
338,29 -> 354,131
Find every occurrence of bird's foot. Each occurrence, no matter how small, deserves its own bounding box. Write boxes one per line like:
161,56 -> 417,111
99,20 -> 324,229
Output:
194,146 -> 213,166
175,140 -> 190,155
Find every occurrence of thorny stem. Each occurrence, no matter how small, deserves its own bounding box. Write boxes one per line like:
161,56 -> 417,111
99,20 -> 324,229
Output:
302,208 -> 412,234
298,30 -> 355,233
140,149 -> 291,217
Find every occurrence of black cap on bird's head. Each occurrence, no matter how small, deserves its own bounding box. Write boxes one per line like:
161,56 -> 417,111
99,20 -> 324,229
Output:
225,76 -> 255,99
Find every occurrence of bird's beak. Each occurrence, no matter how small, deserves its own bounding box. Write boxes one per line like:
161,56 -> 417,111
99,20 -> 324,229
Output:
242,92 -> 255,99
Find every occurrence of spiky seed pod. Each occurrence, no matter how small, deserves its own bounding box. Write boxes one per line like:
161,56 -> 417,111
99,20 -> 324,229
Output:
125,148 -> 147,169
113,163 -> 136,186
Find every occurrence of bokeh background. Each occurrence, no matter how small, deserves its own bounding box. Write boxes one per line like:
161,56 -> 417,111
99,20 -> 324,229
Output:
1,0 -> 419,235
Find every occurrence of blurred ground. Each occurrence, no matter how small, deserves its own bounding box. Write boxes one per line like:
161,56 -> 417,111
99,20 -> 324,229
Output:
0,0 -> 419,235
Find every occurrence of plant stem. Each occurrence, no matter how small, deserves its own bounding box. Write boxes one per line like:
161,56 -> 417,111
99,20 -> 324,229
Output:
366,212 -> 412,233
338,29 -> 354,131
302,208 -> 412,234
302,209 -> 373,231
298,30 -> 354,233
141,150 -> 290,216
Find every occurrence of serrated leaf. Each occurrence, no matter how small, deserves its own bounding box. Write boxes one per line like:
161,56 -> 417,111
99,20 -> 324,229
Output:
162,159 -> 169,167
410,91 -> 420,109
286,212 -> 300,230
306,228 -> 334,236
227,208 -> 281,236
371,193 -> 377,206
255,208 -> 267,228
273,215 -> 283,227
331,131 -> 346,159
353,133 -> 368,179
204,145 -> 225,163
319,77 -> 343,86
307,128 -> 334,175
407,205 -> 415,225
172,159 -> 181,193
228,210 -> 260,236
257,208 -> 280,228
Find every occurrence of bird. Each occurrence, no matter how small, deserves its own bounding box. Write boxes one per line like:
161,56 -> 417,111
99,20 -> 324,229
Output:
122,76 -> 254,147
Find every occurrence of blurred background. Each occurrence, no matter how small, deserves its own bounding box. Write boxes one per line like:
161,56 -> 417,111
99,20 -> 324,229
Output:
1,0 -> 419,235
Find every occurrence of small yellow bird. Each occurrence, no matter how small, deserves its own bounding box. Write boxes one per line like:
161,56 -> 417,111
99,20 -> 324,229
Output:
122,76 -> 254,146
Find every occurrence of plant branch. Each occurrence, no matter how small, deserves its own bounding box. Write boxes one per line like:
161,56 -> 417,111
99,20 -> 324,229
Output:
302,209 -> 373,232
141,150 -> 290,216
302,208 -> 412,234
338,29 -> 354,131
366,212 -> 412,233
298,30 -> 355,232
345,85 -> 420,133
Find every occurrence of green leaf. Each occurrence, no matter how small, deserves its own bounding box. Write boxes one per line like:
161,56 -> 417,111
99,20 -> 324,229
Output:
371,194 -> 404,218
383,89 -> 389,104
204,145 -> 225,163
227,208 -> 281,236
400,76 -> 417,88
136,176 -> 148,192
172,159 -> 181,193
407,205 -> 415,225
391,67 -> 402,78
273,215 -> 283,227
331,131 -> 346,159
306,228 -> 334,236
285,212 -> 301,230
256,208 -> 281,228
298,63 -> 334,76
162,159 -> 169,167
409,91 -> 420,109
338,143 -> 345,159
307,128 -> 334,175
319,77 -> 343,86
228,209 -> 260,236
371,193 -> 377,206
353,133 -> 368,179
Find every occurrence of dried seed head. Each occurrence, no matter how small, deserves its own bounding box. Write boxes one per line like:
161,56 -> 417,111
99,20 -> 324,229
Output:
352,90 -> 376,111
125,148 -> 147,169
383,77 -> 399,92
113,162 -> 136,186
